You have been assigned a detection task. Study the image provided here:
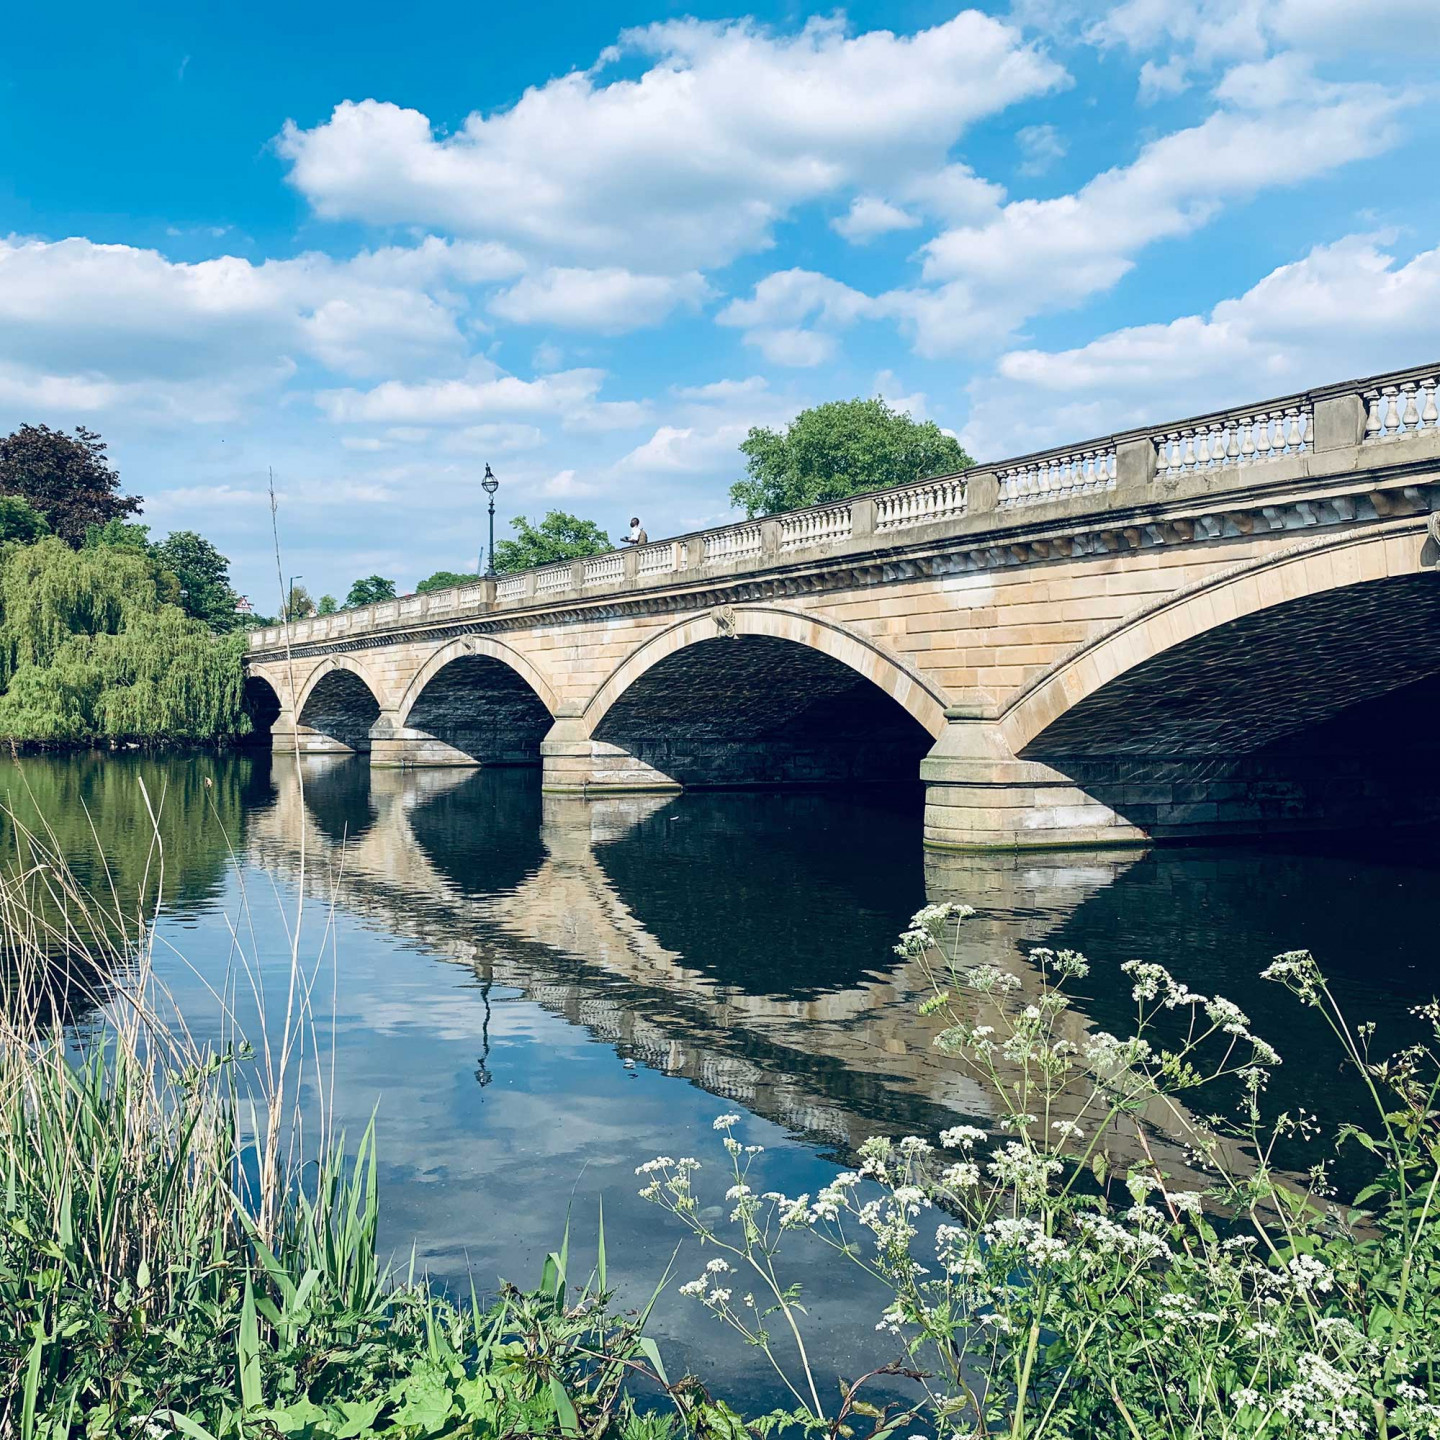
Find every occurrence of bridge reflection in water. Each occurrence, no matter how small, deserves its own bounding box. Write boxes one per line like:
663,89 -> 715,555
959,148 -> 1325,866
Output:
248,758 -> 1238,1174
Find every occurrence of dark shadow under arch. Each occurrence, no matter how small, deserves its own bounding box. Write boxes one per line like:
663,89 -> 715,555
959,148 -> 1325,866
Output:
241,676 -> 281,747
299,669 -> 381,753
592,634 -> 934,788
405,655 -> 552,765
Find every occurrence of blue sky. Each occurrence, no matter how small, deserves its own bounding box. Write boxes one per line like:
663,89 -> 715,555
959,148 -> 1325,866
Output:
2,0 -> 1438,607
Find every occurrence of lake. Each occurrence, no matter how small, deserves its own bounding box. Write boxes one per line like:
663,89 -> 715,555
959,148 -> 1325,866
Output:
7,751 -> 1438,1409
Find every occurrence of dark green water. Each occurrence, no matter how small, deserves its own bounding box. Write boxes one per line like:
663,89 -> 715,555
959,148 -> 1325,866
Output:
8,751 -> 1438,1406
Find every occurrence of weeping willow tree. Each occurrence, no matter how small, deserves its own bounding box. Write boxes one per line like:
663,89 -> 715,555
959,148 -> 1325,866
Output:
0,537 -> 248,744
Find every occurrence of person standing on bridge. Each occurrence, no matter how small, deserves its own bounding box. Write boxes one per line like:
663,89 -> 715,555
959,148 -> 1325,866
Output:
621,516 -> 648,546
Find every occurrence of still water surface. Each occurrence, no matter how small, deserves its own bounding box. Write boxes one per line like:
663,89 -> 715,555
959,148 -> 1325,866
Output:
10,752 -> 1438,1406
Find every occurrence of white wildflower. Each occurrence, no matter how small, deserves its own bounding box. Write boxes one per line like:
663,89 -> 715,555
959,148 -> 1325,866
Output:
940,1125 -> 987,1149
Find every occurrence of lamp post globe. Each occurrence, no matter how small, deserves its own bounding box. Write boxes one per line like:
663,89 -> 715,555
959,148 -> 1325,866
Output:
481,464 -> 499,577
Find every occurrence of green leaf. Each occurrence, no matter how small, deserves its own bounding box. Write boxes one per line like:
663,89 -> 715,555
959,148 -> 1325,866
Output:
238,1276 -> 263,1412
597,1196 -> 607,1293
550,1376 -> 579,1436
161,1413 -> 221,1440
21,1336 -> 40,1440
638,1337 -> 669,1389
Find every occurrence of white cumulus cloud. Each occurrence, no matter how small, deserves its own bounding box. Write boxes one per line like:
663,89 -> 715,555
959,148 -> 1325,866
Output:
489,267 -> 711,332
962,234 -> 1440,457
893,64 -> 1410,354
278,13 -> 1065,272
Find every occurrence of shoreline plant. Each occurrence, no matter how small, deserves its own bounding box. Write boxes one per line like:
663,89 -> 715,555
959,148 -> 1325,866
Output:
0,798 -> 686,1438
639,905 -> 1440,1439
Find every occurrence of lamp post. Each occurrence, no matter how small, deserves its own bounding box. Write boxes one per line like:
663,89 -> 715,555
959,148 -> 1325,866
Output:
481,464 -> 499,578
286,574 -> 302,622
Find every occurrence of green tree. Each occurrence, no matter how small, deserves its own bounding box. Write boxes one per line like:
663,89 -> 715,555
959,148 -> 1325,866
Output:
0,536 -> 247,742
83,519 -> 151,552
0,497 -> 49,544
492,512 -> 611,574
345,575 -> 397,608
316,594 -> 337,615
416,569 -> 473,594
729,397 -> 972,517
285,582 -> 315,621
0,424 -> 142,545
151,531 -> 242,632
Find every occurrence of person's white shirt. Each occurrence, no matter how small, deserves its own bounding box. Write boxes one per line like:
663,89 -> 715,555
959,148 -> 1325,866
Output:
625,518 -> 647,545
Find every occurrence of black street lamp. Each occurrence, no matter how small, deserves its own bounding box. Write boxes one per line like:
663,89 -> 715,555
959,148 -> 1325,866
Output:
286,574 -> 303,622
481,464 -> 499,578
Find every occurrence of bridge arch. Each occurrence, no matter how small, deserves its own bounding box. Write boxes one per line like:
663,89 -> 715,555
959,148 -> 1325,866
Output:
578,605 -> 948,790
1002,521 -> 1435,755
393,635 -> 558,767
397,636 -> 559,724
294,655 -> 387,754
991,520 -> 1440,840
241,673 -> 282,744
583,605 -> 948,739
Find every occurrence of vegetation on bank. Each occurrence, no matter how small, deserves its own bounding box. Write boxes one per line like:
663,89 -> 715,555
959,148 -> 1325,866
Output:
2,789 -> 1439,1437
0,424 -> 252,747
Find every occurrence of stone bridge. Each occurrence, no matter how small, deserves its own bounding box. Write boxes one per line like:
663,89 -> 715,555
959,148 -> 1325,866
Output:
246,363 -> 1440,849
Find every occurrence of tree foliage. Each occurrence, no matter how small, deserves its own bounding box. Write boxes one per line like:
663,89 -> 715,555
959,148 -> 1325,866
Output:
285,583 -> 315,620
492,512 -> 611,574
0,424 -> 141,545
416,569 -> 473,594
152,530 -> 243,632
729,397 -> 972,517
0,497 -> 49,544
0,536 -> 247,744
316,594 -> 338,615
345,575 -> 397,608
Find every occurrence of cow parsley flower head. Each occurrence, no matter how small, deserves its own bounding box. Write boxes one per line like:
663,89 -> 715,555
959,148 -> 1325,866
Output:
940,1125 -> 987,1149
1260,950 -> 1322,1005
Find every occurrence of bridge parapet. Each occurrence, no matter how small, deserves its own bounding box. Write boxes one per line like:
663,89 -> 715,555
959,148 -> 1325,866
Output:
248,360 -> 1440,657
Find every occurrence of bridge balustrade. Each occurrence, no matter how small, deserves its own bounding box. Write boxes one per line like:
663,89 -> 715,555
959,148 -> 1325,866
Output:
247,359 -> 1440,654
1364,375 -> 1440,442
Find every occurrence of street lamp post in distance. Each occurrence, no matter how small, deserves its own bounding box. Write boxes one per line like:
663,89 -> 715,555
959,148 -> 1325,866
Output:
482,464 -> 499,578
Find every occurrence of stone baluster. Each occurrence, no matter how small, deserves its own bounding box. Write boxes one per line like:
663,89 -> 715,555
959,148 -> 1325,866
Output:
1423,379 -> 1439,430
1365,391 -> 1383,439
1225,422 -> 1241,464
1401,383 -> 1420,433
1259,412 -> 1278,461
1383,386 -> 1401,437
1240,416 -> 1256,461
